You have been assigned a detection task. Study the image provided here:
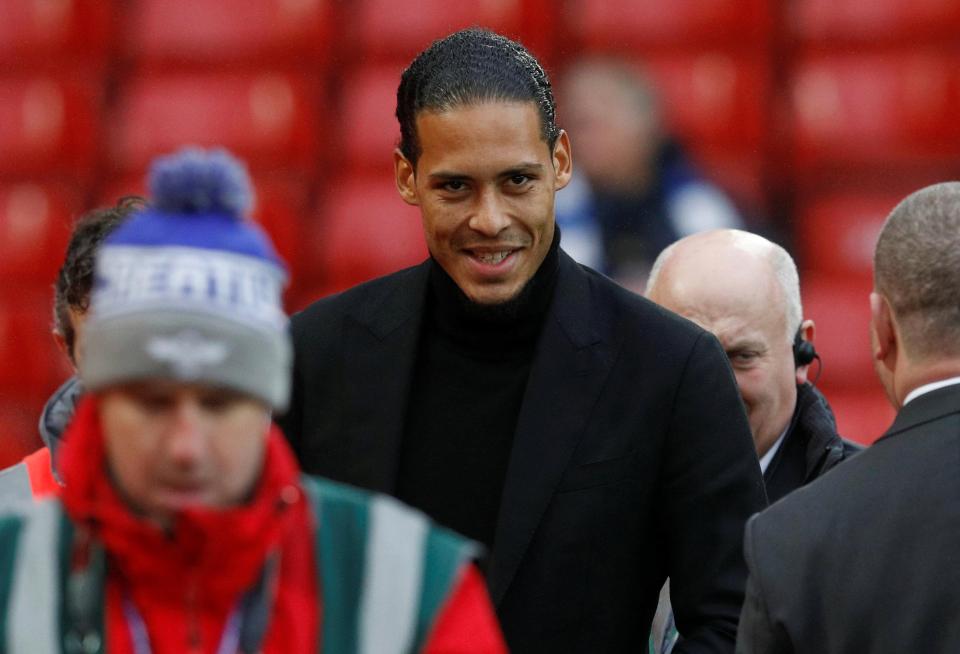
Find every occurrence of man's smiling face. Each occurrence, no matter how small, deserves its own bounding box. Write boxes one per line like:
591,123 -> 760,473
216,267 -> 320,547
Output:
394,101 -> 572,305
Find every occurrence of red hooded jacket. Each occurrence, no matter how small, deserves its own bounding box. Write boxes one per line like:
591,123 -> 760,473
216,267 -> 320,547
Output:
57,398 -> 506,653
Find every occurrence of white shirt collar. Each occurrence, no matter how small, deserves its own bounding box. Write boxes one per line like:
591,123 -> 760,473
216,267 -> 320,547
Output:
758,427 -> 789,474
903,376 -> 960,406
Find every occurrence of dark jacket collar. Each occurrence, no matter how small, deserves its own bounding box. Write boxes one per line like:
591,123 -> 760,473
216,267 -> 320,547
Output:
766,383 -> 861,491
881,381 -> 960,442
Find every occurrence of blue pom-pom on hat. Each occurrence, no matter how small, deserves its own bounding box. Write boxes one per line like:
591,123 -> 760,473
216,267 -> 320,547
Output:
150,147 -> 254,218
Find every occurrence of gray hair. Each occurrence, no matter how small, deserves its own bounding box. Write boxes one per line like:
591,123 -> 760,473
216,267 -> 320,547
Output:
874,182 -> 960,359
647,230 -> 803,343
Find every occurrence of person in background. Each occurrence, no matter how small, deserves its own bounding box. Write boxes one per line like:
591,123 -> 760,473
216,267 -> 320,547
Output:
736,182 -> 960,653
0,197 -> 141,503
0,147 -> 506,653
282,28 -> 766,653
556,57 -> 742,292
646,229 -> 861,652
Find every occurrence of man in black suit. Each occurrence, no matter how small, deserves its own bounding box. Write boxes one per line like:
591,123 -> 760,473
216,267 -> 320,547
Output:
646,229 -> 861,652
735,182 -> 960,653
282,28 -> 766,652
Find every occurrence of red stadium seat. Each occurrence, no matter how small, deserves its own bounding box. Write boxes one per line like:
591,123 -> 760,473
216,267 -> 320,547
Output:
0,76 -> 102,176
0,0 -> 112,69
339,64 -> 405,175
0,291 -> 69,398
110,72 -> 320,173
349,0 -> 524,61
0,401 -> 46,469
795,193 -> 900,279
791,0 -> 960,43
569,0 -> 773,49
0,182 -> 79,283
801,275 -> 876,390
125,0 -> 332,67
791,52 -> 960,168
641,52 -> 770,150
304,176 -> 426,294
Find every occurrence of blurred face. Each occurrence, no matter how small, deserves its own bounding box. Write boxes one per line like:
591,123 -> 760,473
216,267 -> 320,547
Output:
561,67 -> 659,192
100,381 -> 271,525
394,101 -> 572,305
649,253 -> 799,457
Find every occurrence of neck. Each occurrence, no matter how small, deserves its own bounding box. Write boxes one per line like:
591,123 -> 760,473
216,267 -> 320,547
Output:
894,357 -> 960,408
427,228 -> 561,335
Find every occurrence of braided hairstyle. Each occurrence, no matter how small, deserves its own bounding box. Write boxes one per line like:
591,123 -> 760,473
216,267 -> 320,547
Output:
396,28 -> 560,167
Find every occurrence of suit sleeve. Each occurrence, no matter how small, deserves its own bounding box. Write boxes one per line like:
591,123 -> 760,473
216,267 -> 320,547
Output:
661,332 -> 768,653
735,516 -> 791,654
423,565 -> 508,653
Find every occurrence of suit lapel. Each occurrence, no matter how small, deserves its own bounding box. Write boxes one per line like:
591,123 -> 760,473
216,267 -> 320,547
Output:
486,253 -> 619,605
339,262 -> 430,493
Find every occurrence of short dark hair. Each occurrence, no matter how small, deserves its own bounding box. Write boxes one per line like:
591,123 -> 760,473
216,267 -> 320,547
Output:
54,196 -> 145,361
396,28 -> 560,167
875,182 -> 960,359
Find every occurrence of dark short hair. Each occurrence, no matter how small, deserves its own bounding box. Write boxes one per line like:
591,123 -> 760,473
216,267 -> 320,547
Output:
53,196 -> 145,361
396,28 -> 560,167
875,182 -> 960,359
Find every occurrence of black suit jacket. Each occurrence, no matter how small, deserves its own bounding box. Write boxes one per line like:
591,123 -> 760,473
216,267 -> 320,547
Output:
736,382 -> 960,654
282,252 -> 767,652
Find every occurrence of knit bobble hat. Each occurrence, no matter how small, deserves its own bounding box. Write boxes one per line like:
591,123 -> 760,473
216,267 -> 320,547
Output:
80,147 -> 292,411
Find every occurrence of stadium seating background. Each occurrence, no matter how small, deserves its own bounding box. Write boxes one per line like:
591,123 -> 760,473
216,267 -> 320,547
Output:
2,0 -> 958,466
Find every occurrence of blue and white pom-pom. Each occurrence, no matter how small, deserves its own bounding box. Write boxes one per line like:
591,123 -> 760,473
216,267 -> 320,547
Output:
148,147 -> 254,218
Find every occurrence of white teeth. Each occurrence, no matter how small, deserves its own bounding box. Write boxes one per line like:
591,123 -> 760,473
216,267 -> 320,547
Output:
475,251 -> 510,264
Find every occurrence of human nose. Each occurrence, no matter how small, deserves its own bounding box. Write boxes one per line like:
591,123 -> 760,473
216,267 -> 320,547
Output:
165,399 -> 206,467
467,188 -> 510,237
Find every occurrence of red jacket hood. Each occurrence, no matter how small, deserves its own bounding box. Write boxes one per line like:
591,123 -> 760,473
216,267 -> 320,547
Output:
59,396 -> 306,606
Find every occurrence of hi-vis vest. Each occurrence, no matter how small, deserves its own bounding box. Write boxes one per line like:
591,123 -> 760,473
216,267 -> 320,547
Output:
0,448 -> 59,508
0,476 -> 478,654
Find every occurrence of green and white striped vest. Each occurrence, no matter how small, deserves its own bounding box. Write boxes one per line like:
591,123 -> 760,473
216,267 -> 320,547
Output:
0,475 -> 478,654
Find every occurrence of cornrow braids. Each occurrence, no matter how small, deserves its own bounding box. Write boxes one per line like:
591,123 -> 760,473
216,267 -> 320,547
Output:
397,28 -> 560,167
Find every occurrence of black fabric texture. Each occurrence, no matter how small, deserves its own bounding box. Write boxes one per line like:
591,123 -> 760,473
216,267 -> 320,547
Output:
395,231 -> 560,553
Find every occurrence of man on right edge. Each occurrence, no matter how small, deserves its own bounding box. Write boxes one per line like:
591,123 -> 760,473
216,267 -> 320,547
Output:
735,182 -> 960,653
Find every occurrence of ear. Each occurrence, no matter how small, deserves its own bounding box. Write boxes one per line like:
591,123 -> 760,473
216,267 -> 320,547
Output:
795,318 -> 816,384
52,329 -> 76,370
393,149 -> 420,206
551,130 -> 573,191
870,292 -> 897,370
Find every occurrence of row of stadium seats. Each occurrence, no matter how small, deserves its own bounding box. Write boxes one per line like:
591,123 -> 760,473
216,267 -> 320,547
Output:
4,0 -> 959,69
3,51 -> 958,179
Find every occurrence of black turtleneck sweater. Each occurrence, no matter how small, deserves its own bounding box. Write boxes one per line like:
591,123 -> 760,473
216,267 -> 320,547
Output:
396,232 -> 561,554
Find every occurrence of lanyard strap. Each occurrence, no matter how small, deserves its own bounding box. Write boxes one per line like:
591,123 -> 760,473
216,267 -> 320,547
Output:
68,541 -> 279,654
123,594 -> 242,654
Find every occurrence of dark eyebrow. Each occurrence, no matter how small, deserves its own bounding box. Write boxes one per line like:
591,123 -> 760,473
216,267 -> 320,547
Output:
428,171 -> 471,182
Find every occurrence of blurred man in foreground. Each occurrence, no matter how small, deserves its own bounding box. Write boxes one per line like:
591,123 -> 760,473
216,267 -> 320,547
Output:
736,183 -> 960,653
646,229 -> 860,651
0,148 -> 505,653
0,197 -> 140,503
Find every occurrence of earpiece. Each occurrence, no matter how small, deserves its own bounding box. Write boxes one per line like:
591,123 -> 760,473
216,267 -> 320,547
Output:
793,329 -> 817,368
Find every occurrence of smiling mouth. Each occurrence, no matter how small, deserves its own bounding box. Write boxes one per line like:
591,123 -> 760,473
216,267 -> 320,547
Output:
466,248 -> 519,265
